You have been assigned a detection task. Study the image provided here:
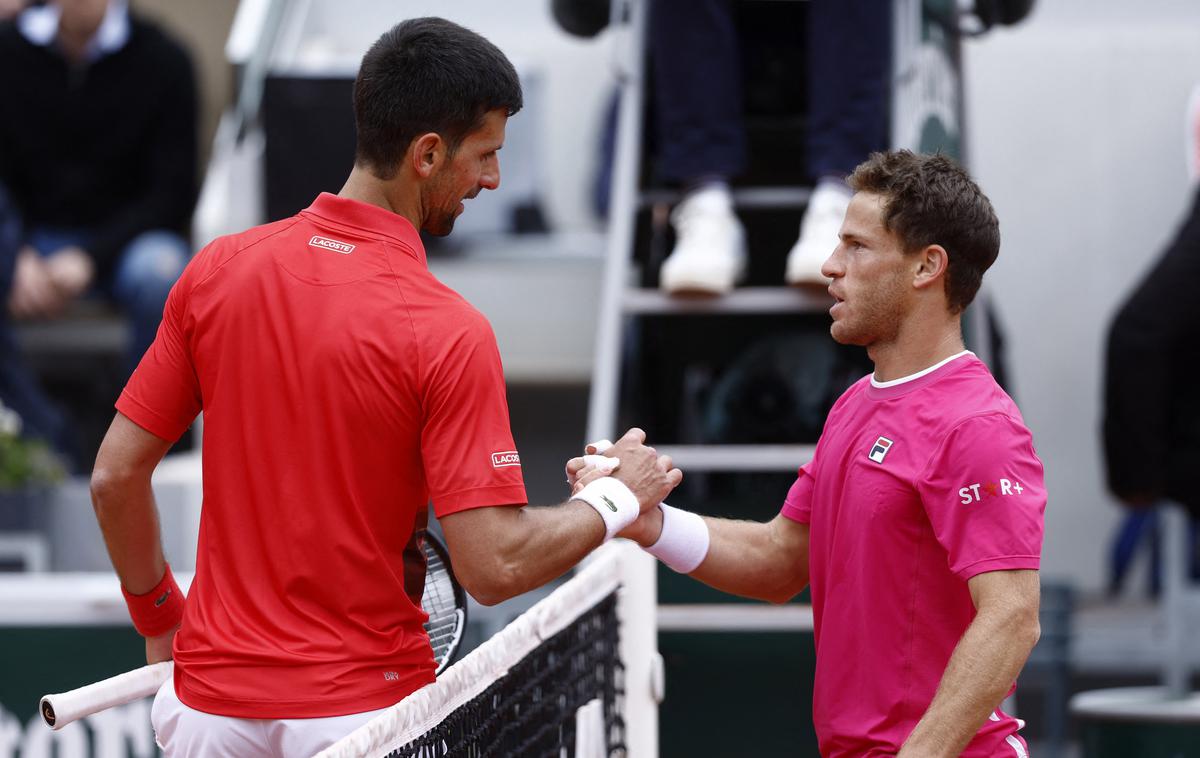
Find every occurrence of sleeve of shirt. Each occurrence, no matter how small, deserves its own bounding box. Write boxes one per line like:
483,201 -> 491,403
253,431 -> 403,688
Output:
780,382 -> 857,524
917,412 -> 1046,580
421,310 -> 527,518
115,263 -> 201,442
780,465 -> 815,524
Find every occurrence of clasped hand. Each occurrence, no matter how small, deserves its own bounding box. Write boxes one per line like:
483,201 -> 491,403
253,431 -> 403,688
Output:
564,427 -> 680,545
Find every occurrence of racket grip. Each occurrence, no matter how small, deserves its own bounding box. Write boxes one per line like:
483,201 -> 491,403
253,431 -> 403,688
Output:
40,661 -> 174,730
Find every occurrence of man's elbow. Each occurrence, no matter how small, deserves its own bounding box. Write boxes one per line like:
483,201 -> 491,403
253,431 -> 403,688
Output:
1004,601 -> 1041,658
1022,614 -> 1042,652
457,560 -> 521,607
89,467 -> 121,514
89,464 -> 138,518
764,571 -> 809,605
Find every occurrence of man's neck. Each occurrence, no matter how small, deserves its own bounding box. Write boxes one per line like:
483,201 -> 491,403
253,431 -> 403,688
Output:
338,166 -> 422,231
57,28 -> 93,64
868,318 -> 966,383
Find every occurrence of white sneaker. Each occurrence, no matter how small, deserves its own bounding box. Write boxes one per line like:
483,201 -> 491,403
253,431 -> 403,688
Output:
660,185 -> 746,295
785,180 -> 851,286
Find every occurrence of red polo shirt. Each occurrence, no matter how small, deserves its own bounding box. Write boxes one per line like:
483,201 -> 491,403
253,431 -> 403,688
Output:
117,193 -> 527,718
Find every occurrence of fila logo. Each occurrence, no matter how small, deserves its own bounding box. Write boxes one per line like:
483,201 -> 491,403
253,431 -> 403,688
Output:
491,451 -> 521,468
959,479 -> 1025,504
868,436 -> 893,464
308,235 -> 355,254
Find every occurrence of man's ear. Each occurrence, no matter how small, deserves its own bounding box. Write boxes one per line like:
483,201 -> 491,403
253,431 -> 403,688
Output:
409,132 -> 445,179
912,244 -> 949,291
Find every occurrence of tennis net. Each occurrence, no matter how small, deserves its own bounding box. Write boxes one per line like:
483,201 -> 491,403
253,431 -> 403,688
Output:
316,543 -> 638,758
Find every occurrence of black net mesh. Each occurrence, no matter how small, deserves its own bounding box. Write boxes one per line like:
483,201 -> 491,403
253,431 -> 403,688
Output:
384,593 -> 626,758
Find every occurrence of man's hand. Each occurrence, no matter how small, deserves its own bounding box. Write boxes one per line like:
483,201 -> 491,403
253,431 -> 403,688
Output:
568,428 -> 681,512
44,246 -> 94,300
8,246 -> 67,318
145,624 -> 178,664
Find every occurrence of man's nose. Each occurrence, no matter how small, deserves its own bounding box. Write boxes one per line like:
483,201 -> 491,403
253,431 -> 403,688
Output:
480,159 -> 500,191
820,246 -> 842,278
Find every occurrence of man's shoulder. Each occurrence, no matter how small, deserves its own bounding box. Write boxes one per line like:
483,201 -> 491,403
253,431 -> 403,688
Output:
937,357 -> 1022,419
126,14 -> 193,71
186,218 -> 301,282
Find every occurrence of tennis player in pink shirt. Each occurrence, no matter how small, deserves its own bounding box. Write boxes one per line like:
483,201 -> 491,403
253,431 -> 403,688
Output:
585,150 -> 1045,756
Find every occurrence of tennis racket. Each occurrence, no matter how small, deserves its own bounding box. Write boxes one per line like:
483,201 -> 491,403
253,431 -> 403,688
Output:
418,529 -> 467,675
39,530 -> 467,731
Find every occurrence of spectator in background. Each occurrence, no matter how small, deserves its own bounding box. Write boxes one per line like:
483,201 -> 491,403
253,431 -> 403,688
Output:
0,183 -> 73,457
1103,132 -> 1200,590
0,0 -> 197,375
652,0 -> 890,295
1103,187 -> 1200,573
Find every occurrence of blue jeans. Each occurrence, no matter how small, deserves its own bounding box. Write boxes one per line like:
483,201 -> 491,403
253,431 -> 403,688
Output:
650,0 -> 890,183
28,229 -> 190,373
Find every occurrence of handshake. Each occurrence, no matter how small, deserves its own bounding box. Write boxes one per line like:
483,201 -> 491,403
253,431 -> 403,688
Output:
564,428 -> 709,574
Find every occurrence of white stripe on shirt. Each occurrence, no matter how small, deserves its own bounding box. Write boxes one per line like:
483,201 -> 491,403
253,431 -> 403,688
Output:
869,350 -> 974,388
1005,734 -> 1029,758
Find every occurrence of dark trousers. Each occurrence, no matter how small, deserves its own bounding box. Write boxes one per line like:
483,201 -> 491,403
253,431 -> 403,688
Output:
650,0 -> 891,184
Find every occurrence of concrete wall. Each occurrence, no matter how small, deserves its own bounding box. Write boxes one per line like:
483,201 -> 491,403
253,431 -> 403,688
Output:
964,0 -> 1200,592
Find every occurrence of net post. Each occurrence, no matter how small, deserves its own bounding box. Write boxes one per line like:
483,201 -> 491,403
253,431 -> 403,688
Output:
616,541 -> 659,756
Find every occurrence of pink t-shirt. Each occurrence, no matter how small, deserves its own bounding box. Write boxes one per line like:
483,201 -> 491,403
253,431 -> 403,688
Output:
781,352 -> 1044,757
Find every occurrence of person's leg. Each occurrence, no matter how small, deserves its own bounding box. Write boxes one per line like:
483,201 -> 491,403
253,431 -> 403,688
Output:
151,679 -> 271,758
786,0 -> 892,286
805,0 -> 891,180
110,230 -> 189,374
651,0 -> 747,295
651,0 -> 746,186
270,705 -> 392,756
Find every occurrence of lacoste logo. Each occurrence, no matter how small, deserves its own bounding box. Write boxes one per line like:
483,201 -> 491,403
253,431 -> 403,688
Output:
868,436 -> 893,464
491,451 -> 521,468
600,495 -> 618,512
308,235 -> 355,254
154,589 -> 172,607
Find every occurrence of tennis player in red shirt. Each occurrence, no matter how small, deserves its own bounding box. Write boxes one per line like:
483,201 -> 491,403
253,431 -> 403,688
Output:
89,17 -> 680,757
582,151 -> 1045,757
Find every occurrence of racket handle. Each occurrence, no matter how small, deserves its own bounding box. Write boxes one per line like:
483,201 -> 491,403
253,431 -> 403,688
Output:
40,661 -> 174,730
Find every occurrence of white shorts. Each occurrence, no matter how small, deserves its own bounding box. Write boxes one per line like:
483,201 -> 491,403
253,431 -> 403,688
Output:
151,678 -> 389,758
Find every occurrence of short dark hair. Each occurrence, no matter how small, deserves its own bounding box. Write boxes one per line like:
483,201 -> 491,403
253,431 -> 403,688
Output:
353,17 -> 523,179
849,150 -> 1000,314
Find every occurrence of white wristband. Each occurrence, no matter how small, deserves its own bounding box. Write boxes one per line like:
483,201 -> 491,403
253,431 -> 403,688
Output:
646,503 -> 709,573
572,477 -> 640,541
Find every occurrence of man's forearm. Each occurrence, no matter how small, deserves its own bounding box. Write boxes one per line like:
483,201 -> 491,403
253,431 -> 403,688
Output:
690,516 -> 808,603
91,472 -> 168,594
626,511 -> 808,604
491,500 -> 608,600
899,608 -> 1040,757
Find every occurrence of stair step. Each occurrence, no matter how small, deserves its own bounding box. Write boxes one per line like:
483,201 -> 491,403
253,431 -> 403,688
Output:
622,286 -> 832,315
657,603 -> 814,632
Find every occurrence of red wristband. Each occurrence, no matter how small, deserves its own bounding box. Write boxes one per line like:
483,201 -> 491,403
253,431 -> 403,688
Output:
121,564 -> 185,637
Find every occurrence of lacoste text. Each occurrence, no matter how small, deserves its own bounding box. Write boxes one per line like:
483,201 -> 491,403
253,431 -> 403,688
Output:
491,451 -> 521,468
308,235 -> 355,254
